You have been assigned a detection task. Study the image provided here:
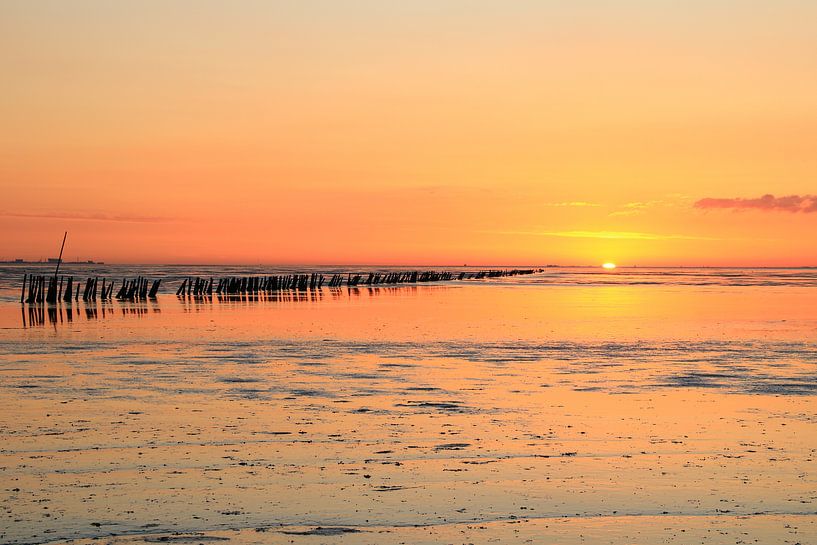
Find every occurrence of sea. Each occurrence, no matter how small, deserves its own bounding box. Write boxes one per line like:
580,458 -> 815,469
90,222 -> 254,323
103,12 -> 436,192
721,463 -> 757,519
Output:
0,265 -> 815,544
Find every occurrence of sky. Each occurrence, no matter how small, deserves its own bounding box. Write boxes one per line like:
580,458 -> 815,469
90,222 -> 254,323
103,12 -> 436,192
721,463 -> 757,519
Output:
2,1 -> 817,266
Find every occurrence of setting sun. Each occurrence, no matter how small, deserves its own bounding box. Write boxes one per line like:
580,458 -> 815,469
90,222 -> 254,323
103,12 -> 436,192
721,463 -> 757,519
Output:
602,262 -> 617,270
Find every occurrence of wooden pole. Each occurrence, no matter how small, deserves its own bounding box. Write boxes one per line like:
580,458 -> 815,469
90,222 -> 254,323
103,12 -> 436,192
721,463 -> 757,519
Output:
53,231 -> 67,281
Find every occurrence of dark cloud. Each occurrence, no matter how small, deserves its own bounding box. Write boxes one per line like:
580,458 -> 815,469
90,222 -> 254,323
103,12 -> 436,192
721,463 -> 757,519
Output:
694,194 -> 817,213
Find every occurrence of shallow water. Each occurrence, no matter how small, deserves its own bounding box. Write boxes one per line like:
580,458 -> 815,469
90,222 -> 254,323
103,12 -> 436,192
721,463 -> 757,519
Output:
4,264 -> 817,303
1,271 -> 816,544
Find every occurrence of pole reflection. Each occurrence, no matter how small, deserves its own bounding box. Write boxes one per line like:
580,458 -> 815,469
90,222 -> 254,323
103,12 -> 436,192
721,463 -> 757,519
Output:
21,300 -> 162,328
20,285 -> 451,327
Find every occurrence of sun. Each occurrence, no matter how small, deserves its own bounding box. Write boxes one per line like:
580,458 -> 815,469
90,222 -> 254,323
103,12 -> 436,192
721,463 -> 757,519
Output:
602,262 -> 617,270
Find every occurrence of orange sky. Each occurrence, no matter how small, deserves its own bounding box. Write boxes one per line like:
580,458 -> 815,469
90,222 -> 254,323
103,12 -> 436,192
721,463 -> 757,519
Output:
2,1 -> 817,265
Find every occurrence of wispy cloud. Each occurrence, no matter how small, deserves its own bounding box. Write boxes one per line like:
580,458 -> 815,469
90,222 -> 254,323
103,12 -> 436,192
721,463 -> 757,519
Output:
490,230 -> 717,241
0,210 -> 174,223
539,230 -> 715,240
608,201 -> 662,217
543,201 -> 601,207
695,194 -> 817,213
608,196 -> 691,217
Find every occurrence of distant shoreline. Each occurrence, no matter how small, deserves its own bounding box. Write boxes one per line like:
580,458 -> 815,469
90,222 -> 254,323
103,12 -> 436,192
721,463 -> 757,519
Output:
0,260 -> 104,265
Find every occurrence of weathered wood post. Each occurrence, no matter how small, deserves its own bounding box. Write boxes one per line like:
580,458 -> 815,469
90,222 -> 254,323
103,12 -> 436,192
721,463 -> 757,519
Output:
148,279 -> 161,298
45,276 -> 56,304
63,277 -> 73,302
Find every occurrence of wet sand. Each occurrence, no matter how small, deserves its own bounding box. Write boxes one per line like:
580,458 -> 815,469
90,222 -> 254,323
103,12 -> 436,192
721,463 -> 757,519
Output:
1,283 -> 816,544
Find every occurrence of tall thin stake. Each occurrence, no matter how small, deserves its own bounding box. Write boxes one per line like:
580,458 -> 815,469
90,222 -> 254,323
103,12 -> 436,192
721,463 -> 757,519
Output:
54,232 -> 68,281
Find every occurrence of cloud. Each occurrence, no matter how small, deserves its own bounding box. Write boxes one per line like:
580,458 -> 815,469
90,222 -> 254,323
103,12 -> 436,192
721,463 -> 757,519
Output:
609,202 -> 652,217
490,230 -> 717,241
608,210 -> 641,217
543,201 -> 601,207
540,230 -> 714,240
607,193 -> 692,218
0,210 -> 173,223
694,194 -> 817,213
608,197 -> 691,217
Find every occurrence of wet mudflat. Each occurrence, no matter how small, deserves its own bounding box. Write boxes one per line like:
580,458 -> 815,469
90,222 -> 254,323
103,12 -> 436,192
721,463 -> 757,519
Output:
1,282 -> 815,544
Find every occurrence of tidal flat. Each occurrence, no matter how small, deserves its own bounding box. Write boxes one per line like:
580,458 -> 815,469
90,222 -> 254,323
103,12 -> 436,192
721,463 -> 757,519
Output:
1,274 -> 816,544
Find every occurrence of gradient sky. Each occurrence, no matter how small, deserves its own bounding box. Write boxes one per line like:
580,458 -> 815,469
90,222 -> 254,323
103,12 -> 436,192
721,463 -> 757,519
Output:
2,1 -> 817,265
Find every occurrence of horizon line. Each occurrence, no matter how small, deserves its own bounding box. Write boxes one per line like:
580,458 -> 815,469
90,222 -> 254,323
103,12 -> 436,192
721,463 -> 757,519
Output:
3,261 -> 817,270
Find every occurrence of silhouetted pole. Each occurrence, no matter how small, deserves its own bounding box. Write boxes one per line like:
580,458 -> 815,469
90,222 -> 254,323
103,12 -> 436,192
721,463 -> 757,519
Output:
43,232 -> 68,304
53,232 -> 67,281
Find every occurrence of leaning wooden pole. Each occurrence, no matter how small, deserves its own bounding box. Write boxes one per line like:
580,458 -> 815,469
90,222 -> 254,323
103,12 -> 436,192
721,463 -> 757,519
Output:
47,232 -> 68,303
53,231 -> 67,281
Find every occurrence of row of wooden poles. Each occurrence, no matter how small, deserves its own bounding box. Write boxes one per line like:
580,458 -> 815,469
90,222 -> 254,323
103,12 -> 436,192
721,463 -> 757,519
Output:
471,268 -> 538,278
346,270 -> 455,286
22,269 -> 541,303
177,268 -> 542,297
21,274 -> 160,304
176,273 -> 327,296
